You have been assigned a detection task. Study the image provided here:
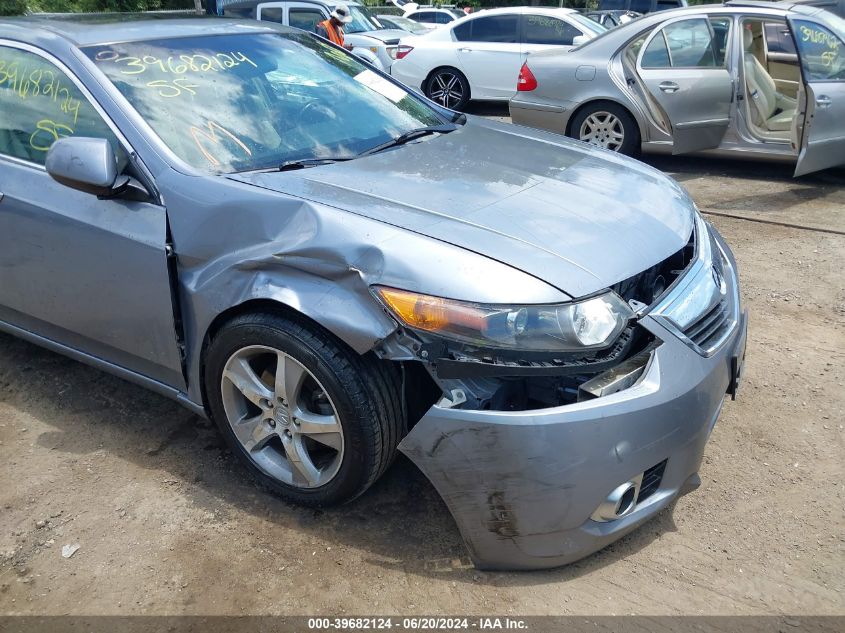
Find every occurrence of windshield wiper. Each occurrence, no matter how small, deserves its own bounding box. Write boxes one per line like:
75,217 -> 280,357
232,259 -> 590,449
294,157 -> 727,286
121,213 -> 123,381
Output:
359,124 -> 458,157
278,157 -> 354,172
277,124 -> 458,171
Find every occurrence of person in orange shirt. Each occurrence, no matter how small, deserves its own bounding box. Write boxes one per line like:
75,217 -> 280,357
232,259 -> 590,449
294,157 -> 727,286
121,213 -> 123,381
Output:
316,4 -> 353,50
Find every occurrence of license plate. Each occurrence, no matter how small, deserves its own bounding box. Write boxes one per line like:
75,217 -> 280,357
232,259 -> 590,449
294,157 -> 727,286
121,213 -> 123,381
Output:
727,313 -> 748,401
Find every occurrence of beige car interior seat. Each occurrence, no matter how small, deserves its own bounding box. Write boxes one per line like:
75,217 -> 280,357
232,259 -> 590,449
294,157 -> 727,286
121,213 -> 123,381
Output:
743,25 -> 796,135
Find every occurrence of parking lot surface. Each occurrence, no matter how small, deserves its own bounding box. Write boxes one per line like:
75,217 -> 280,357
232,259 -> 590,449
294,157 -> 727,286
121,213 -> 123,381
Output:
1,106 -> 843,616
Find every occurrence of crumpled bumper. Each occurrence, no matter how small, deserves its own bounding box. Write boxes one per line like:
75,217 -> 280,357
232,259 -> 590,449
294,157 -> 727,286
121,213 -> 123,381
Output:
398,225 -> 748,570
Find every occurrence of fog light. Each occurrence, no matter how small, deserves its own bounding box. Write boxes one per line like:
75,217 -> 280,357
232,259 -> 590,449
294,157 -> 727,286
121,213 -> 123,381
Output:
591,481 -> 639,522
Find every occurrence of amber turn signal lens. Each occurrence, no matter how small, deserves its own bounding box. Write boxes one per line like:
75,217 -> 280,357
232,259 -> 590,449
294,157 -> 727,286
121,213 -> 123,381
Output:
374,287 -> 487,332
374,287 -> 450,330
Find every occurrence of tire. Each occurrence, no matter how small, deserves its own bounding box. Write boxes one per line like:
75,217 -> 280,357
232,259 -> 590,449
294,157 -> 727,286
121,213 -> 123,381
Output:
569,102 -> 640,156
425,67 -> 470,111
204,311 -> 404,506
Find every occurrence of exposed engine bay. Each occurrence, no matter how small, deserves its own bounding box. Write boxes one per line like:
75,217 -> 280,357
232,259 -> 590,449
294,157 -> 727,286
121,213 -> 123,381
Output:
379,230 -> 696,415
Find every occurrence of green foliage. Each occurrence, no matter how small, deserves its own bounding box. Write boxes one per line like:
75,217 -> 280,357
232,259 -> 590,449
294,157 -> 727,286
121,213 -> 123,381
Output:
1,0 -> 31,15
0,0 -> 196,15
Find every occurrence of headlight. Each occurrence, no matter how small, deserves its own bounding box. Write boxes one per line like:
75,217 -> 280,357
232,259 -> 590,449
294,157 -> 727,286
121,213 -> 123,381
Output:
373,287 -> 633,352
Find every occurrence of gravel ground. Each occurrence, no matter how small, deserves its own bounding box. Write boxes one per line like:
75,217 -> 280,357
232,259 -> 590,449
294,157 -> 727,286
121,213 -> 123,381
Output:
1,107 -> 843,616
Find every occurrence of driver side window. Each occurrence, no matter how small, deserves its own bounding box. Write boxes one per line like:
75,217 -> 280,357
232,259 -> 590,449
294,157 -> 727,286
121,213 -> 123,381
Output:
792,20 -> 844,81
290,8 -> 326,32
0,46 -> 121,166
523,15 -> 583,46
454,15 -> 519,44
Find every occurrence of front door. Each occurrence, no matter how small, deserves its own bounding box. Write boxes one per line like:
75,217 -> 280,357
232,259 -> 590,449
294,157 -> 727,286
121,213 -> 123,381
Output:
452,13 -> 522,100
789,18 -> 845,176
0,45 -> 184,388
637,16 -> 734,154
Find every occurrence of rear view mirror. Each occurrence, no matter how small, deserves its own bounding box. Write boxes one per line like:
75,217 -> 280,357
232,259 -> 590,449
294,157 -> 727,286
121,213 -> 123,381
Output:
572,35 -> 589,47
46,137 -> 129,198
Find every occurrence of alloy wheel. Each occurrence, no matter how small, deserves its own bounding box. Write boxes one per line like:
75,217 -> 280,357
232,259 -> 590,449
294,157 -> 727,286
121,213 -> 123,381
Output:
220,345 -> 344,489
579,111 -> 625,151
429,71 -> 464,109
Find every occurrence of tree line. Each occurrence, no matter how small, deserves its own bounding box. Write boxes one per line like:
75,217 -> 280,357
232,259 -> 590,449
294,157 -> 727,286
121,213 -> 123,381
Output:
1,1 -> 197,16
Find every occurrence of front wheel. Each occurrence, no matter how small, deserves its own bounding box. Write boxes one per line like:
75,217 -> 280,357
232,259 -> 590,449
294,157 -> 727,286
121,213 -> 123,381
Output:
569,103 -> 640,155
204,312 -> 404,506
425,67 -> 470,111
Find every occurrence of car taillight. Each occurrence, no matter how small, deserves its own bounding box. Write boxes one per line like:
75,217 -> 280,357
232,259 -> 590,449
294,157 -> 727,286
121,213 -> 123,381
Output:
395,45 -> 414,60
387,46 -> 399,60
517,62 -> 537,92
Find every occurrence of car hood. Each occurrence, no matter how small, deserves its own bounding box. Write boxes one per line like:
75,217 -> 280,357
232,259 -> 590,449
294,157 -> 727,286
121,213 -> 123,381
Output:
228,118 -> 694,299
352,29 -> 407,43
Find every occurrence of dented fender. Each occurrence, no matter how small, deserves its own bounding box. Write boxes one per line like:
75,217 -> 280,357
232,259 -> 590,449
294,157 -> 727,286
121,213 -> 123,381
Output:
158,168 -> 567,407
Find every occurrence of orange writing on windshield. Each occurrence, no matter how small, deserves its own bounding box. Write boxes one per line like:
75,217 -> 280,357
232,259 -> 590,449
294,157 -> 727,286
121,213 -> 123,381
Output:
190,120 -> 252,166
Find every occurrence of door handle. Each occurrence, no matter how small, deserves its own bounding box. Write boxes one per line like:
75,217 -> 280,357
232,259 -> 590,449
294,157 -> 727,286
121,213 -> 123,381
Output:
658,81 -> 680,93
458,47 -> 473,53
816,95 -> 832,108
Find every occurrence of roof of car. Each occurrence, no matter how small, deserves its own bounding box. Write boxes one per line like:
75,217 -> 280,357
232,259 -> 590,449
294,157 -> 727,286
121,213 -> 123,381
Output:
0,12 -> 281,47
565,1 -> 834,54
222,0 -> 361,9
407,7 -> 459,13
723,0 -> 835,14
459,7 -> 578,16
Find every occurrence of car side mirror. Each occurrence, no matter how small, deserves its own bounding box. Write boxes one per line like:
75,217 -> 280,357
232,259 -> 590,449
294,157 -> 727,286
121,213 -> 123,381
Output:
572,35 -> 589,47
46,137 -> 129,198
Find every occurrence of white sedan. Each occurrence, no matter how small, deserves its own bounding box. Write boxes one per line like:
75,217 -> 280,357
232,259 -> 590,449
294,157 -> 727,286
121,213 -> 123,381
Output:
390,7 -> 606,110
404,7 -> 465,28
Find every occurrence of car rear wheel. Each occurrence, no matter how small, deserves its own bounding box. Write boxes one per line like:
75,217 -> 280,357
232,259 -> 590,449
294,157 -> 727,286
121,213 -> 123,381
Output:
425,67 -> 470,111
204,311 -> 404,506
570,103 -> 640,155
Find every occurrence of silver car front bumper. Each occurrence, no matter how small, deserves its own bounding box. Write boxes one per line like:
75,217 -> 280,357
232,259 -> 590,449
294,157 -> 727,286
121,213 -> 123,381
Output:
398,226 -> 747,570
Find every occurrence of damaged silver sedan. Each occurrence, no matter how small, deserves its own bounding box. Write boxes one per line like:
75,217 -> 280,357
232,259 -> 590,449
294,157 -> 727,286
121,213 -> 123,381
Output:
0,13 -> 747,570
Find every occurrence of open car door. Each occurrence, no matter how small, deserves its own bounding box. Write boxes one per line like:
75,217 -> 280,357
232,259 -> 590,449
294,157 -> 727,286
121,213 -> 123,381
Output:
636,16 -> 734,154
789,17 -> 845,176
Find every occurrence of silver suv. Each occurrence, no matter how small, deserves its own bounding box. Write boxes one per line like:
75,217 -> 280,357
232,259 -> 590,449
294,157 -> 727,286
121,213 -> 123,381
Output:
219,0 -> 407,70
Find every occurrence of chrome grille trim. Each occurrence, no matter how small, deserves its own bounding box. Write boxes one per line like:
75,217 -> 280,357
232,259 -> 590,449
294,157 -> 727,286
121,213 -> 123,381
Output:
647,215 -> 739,357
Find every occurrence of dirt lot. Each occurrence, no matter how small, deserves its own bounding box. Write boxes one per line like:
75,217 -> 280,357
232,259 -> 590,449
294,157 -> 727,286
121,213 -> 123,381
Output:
1,109 -> 843,616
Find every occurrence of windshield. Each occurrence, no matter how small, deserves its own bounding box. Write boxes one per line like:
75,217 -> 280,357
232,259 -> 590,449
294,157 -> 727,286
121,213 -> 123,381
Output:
385,15 -> 429,33
568,13 -> 610,36
572,12 -> 652,50
344,5 -> 381,33
84,32 -> 444,174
